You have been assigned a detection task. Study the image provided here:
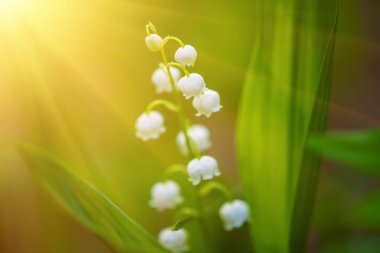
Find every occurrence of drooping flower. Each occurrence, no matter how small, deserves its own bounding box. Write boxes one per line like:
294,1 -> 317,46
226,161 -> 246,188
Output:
175,45 -> 197,67
219,199 -> 250,231
145,34 -> 164,52
149,180 -> 183,212
151,66 -> 181,93
192,88 -> 222,117
177,73 -> 205,99
187,155 -> 220,185
176,124 -> 211,156
158,228 -> 189,253
135,111 -> 166,141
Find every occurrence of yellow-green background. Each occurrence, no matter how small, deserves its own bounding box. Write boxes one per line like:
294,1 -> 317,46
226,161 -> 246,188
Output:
0,0 -> 379,252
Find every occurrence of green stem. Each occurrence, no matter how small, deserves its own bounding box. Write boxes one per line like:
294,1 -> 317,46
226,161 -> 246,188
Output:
199,182 -> 234,201
164,36 -> 185,47
146,99 -> 179,114
167,62 -> 190,77
160,49 -> 196,159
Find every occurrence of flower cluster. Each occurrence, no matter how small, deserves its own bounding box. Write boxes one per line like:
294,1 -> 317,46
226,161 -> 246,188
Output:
137,22 -> 249,253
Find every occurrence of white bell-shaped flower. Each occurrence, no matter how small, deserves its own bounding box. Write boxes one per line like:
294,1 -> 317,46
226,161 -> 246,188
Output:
151,67 -> 181,93
177,73 -> 205,99
149,180 -> 183,212
158,228 -> 189,253
135,110 -> 166,141
192,88 -> 222,117
175,45 -> 197,67
176,124 -> 211,156
187,155 -> 220,185
145,34 -> 164,52
219,199 -> 250,231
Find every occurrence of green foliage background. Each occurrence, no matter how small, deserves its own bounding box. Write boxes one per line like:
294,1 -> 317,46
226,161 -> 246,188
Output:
0,0 -> 379,252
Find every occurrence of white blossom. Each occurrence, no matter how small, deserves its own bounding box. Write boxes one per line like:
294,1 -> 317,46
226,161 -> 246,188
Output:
187,155 -> 220,185
151,67 -> 181,93
192,88 -> 222,117
175,45 -> 197,67
145,34 -> 164,52
149,180 -> 183,212
219,199 -> 250,231
177,73 -> 205,99
158,228 -> 189,253
135,111 -> 165,141
176,124 -> 211,156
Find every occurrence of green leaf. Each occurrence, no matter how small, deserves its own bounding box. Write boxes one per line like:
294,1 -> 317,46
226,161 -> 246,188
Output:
237,1 -> 338,252
19,143 -> 169,253
308,128 -> 380,173
353,191 -> 380,229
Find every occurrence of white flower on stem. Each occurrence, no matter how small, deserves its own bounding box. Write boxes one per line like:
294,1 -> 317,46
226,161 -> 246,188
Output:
145,34 -> 164,52
177,73 -> 205,99
135,110 -> 166,141
192,88 -> 222,117
219,199 -> 250,231
176,124 -> 211,156
149,180 -> 183,212
187,155 -> 220,185
158,228 -> 189,253
151,67 -> 181,93
175,45 -> 197,67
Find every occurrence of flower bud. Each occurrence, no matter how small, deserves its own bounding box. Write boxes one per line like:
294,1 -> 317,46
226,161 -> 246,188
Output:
145,34 -> 164,52
177,73 -> 205,99
135,111 -> 165,141
151,67 -> 181,93
192,89 -> 222,117
149,180 -> 183,212
187,155 -> 220,185
176,124 -> 211,156
158,228 -> 189,253
219,199 -> 250,231
175,45 -> 197,67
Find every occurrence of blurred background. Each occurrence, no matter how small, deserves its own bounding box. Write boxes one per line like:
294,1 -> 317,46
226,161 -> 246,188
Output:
0,0 -> 379,252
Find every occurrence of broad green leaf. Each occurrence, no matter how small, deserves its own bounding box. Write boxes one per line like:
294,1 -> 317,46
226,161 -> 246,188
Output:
19,143 -> 169,253
237,1 -> 338,252
308,128 -> 380,173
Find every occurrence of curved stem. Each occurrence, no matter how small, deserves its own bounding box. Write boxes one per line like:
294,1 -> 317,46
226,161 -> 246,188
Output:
146,99 -> 179,114
164,36 -> 185,47
199,182 -> 234,201
167,62 -> 190,77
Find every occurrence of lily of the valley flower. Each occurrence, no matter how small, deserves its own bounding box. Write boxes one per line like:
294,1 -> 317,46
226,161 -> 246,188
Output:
145,34 -> 164,52
187,155 -> 220,185
152,66 -> 181,93
192,88 -> 222,117
219,199 -> 250,231
177,73 -> 205,99
135,110 -> 166,141
149,180 -> 183,212
158,228 -> 189,253
176,124 -> 211,156
175,45 -> 197,67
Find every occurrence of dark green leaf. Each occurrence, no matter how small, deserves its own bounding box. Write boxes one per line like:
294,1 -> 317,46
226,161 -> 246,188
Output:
308,128 -> 380,173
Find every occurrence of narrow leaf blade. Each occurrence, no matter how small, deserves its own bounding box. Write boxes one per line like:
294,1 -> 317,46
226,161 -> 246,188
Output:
19,143 -> 168,253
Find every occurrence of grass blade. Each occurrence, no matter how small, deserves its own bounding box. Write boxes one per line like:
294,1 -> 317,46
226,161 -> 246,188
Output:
19,143 -> 169,253
237,1 -> 338,252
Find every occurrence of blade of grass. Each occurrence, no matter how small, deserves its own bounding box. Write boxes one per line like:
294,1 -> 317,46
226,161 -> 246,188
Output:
19,143 -> 169,253
237,1 -> 338,252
